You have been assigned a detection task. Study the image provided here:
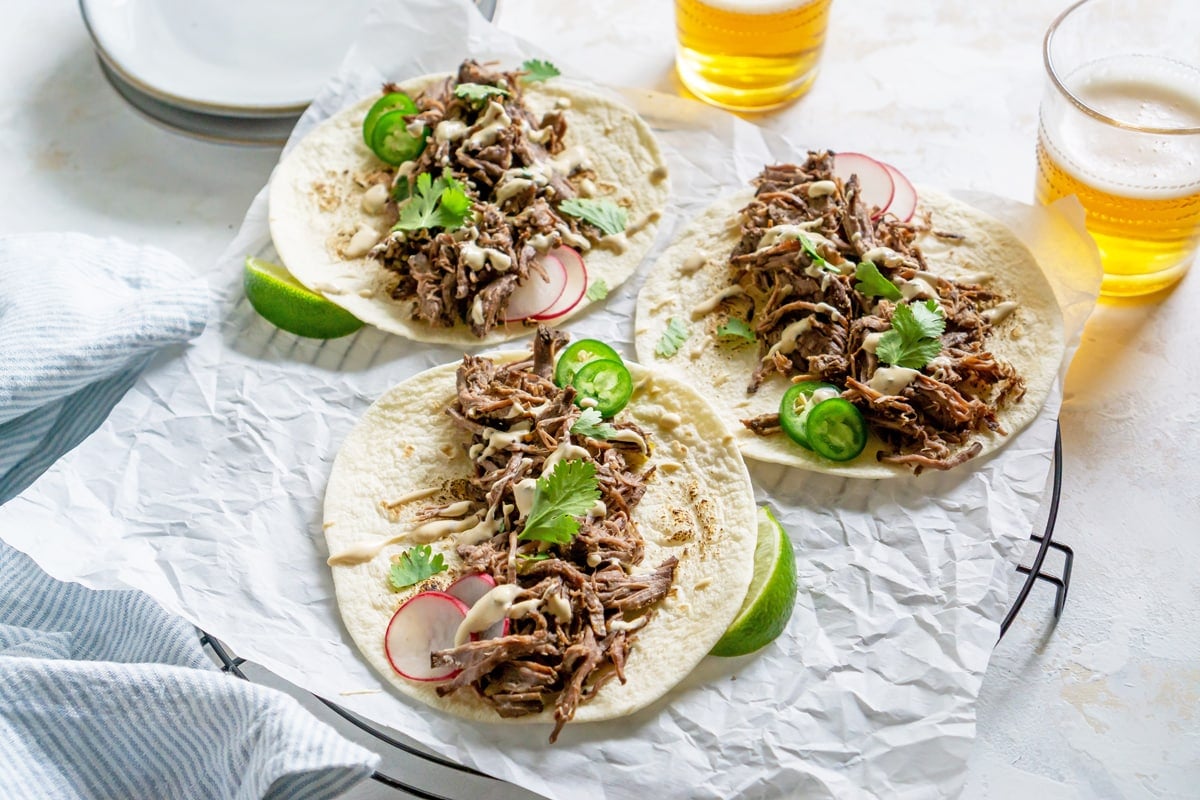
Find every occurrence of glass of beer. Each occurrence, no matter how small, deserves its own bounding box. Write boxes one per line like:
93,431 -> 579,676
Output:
674,0 -> 833,112
1035,0 -> 1200,297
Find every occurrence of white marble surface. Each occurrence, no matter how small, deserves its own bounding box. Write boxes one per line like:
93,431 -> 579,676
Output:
1,1 -> 1196,798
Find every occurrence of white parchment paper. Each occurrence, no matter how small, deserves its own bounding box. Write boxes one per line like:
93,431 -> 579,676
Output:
0,1 -> 1101,798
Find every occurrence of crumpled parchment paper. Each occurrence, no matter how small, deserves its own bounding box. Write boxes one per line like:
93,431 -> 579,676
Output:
0,1 -> 1100,798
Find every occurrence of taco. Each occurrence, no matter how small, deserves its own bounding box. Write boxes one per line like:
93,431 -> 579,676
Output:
635,154 -> 1064,477
323,328 -> 756,740
269,60 -> 668,345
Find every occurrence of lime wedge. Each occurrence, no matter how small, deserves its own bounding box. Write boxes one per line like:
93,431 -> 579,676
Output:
710,506 -> 797,657
243,256 -> 364,339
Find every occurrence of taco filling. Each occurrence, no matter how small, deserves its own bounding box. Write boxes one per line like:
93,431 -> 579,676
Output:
394,329 -> 675,740
360,61 -> 637,336
699,154 -> 1028,472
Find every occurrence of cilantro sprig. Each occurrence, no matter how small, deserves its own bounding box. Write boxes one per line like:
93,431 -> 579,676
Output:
389,544 -> 447,590
854,261 -> 903,301
520,59 -> 560,83
717,317 -> 756,343
571,408 -> 616,440
559,199 -> 627,237
454,83 -> 510,106
392,169 -> 473,233
797,233 -> 839,273
655,317 -> 690,358
875,299 -> 946,369
518,460 -> 601,545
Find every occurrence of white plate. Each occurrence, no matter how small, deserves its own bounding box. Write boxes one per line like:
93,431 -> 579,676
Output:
79,0 -> 371,115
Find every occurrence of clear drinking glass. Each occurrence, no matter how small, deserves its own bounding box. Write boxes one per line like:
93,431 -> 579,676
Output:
1036,0 -> 1200,297
674,0 -> 833,112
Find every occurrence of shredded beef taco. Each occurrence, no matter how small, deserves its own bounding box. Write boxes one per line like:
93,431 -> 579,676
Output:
635,154 -> 1064,477
269,60 -> 668,345
323,328 -> 756,740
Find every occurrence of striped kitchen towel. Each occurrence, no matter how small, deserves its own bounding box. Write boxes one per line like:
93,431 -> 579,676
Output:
0,233 -> 378,798
0,232 -> 207,503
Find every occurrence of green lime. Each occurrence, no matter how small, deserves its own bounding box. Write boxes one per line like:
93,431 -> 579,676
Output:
243,256 -> 364,339
710,506 -> 798,657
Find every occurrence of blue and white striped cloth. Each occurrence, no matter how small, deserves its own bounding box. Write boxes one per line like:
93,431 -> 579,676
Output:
0,233 -> 378,798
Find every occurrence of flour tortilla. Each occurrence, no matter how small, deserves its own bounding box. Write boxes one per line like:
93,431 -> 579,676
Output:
634,187 -> 1065,478
269,75 -> 669,345
323,352 -> 757,725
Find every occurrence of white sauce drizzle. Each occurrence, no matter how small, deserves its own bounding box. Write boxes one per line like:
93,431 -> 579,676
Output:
344,223 -> 381,258
465,101 -> 512,148
542,441 -> 592,475
361,183 -> 390,215
763,318 -> 814,360
983,301 -> 1019,324
460,243 -> 513,272
512,478 -> 537,518
807,180 -> 838,198
680,253 -> 707,274
434,119 -> 468,143
609,428 -> 648,453
455,584 -> 523,646
468,422 -> 531,460
868,365 -> 921,395
690,285 -> 744,319
757,225 -> 835,252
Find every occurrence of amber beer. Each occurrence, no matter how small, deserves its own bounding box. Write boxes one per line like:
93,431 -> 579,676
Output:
675,0 -> 833,111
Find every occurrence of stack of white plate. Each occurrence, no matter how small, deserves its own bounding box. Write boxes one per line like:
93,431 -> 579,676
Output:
79,0 -> 373,146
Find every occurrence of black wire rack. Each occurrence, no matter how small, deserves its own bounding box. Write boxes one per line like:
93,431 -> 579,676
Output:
199,424 -> 1073,798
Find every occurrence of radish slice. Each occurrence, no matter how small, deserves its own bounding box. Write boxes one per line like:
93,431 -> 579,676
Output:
832,152 -> 895,218
530,246 -> 588,321
880,162 -> 917,222
384,591 -> 470,682
445,573 -> 508,639
504,253 -> 567,322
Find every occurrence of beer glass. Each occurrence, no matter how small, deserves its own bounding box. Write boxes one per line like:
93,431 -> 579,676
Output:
674,0 -> 833,112
1036,0 -> 1200,297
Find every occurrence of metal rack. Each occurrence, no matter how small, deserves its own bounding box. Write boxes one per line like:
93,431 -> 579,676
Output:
200,428 -> 1073,798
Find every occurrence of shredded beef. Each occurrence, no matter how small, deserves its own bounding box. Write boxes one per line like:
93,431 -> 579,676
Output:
430,327 -> 672,741
367,61 -> 601,336
720,153 -> 1027,473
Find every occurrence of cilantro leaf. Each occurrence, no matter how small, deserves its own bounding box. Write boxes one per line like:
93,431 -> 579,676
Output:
392,169 -> 473,233
558,198 -> 627,237
391,176 -> 411,202
389,544 -> 447,590
454,82 -> 511,105
875,301 -> 946,369
854,261 -> 903,301
521,59 -> 561,83
571,408 -> 616,440
585,279 -> 609,302
797,233 -> 838,273
519,460 -> 600,544
717,317 -> 756,343
655,317 -> 690,358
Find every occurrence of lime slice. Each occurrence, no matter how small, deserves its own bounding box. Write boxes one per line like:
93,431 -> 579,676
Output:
710,506 -> 798,657
243,256 -> 364,339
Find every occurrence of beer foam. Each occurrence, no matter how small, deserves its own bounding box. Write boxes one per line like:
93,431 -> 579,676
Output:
695,0 -> 821,14
1043,55 -> 1200,199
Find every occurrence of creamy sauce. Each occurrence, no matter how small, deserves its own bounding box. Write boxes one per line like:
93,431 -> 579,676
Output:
469,296 -> 485,327
512,478 -> 537,518
806,180 -> 838,198
861,330 -> 887,354
899,277 -> 939,301
982,301 -> 1019,324
549,145 -> 590,174
545,592 -> 572,623
609,428 -> 648,453
408,514 -> 480,543
956,270 -> 992,284
690,285 -> 744,319
597,232 -> 627,254
680,253 -> 707,275
556,224 -> 591,251
861,246 -> 906,267
757,225 -> 835,252
868,365 -> 920,395
577,178 -> 597,197
344,223 -> 380,258
763,317 -> 814,360
326,535 -> 406,566
361,183 -> 390,215
810,386 -> 840,404
813,302 -> 844,321
521,120 -> 553,144
469,422 -> 531,460
455,583 -> 523,646
460,243 -> 513,272
495,177 -> 534,205
458,513 -> 503,545
587,498 -> 607,518
435,501 -> 475,518
628,210 -> 661,236
465,101 -> 512,148
434,118 -> 468,143
528,232 -> 556,252
380,487 -> 440,518
609,616 -> 648,633
542,441 -> 592,474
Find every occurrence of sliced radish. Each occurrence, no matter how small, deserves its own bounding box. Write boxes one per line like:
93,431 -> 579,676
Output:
530,246 -> 588,322
445,573 -> 508,640
384,591 -> 470,682
503,253 -> 567,322
832,152 -> 895,218
879,162 -> 917,222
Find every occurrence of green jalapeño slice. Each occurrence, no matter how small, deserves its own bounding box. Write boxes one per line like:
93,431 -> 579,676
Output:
554,339 -> 623,388
362,92 -> 419,148
369,108 -> 428,165
804,398 -> 867,462
571,358 -> 633,418
778,381 -> 841,451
